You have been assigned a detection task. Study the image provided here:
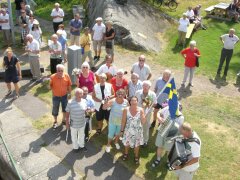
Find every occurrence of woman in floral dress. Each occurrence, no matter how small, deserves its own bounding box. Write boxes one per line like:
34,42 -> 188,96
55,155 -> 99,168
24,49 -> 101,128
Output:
120,96 -> 146,164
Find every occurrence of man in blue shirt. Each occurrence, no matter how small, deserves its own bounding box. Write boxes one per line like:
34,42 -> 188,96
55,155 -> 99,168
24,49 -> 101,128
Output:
82,86 -> 95,142
69,13 -> 82,46
57,30 -> 67,63
151,69 -> 171,128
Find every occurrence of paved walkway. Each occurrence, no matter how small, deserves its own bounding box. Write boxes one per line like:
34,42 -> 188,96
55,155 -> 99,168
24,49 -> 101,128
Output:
0,78 -> 141,179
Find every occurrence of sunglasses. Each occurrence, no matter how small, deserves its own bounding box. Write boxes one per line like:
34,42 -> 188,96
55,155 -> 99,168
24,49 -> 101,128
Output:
82,66 -> 88,69
139,59 -> 145,62
117,93 -> 124,96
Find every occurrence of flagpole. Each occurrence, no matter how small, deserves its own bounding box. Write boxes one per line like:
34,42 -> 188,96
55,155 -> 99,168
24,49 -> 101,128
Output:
145,75 -> 174,116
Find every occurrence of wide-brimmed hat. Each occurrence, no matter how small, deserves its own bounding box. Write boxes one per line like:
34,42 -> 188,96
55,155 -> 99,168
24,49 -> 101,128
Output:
33,20 -> 39,25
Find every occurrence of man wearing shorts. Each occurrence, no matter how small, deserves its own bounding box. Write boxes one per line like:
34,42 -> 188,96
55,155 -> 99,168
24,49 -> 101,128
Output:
92,17 -> 105,61
151,105 -> 184,168
50,64 -> 72,129
152,69 -> 172,128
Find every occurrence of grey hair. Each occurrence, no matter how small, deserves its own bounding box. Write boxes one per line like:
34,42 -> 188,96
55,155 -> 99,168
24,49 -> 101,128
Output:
26,34 -> 33,39
163,69 -> 172,76
143,80 -> 151,87
56,64 -> 64,70
131,73 -> 139,78
81,61 -> 90,69
189,40 -> 196,46
75,88 -> 83,95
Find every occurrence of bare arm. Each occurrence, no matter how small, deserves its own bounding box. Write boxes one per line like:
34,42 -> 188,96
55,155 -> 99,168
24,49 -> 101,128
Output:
92,88 -> 102,102
16,61 -> 22,79
140,108 -> 146,124
120,109 -> 127,132
102,99 -> 114,110
147,73 -> 152,80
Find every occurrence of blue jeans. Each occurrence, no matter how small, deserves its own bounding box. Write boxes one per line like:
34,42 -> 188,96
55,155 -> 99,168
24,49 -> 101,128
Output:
52,95 -> 68,117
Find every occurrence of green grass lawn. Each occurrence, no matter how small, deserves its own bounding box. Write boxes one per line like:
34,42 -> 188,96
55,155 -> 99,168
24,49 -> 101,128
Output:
27,0 -> 240,179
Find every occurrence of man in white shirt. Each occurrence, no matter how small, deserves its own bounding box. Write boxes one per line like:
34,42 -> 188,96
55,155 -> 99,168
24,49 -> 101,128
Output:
0,8 -> 11,46
50,3 -> 64,33
92,17 -> 106,61
136,80 -> 156,146
186,7 -> 195,23
178,13 -> 189,46
128,73 -> 143,100
217,28 -> 239,81
25,34 -> 42,82
174,122 -> 201,180
131,55 -> 152,81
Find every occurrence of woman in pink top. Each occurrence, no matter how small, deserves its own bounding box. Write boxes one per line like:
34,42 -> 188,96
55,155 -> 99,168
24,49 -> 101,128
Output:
76,62 -> 96,93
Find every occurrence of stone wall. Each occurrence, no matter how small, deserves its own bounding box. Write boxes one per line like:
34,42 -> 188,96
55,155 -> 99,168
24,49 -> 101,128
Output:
88,0 -> 171,52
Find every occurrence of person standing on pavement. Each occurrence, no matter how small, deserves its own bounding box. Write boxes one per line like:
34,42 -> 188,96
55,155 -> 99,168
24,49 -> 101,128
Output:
151,69 -> 171,128
0,8 -> 12,47
66,88 -> 88,152
50,64 -> 72,129
216,28 -> 239,81
92,73 -> 115,135
80,27 -> 94,69
3,48 -> 22,99
25,34 -> 42,82
49,34 -> 62,74
131,55 -> 152,81
82,86 -> 95,142
180,40 -> 201,87
69,13 -> 82,46
50,3 -> 64,33
92,17 -> 106,61
103,89 -> 128,153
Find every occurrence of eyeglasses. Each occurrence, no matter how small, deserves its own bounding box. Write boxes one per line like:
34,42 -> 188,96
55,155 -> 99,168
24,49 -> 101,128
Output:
57,70 -> 63,72
139,59 -> 145,62
117,93 -> 124,96
82,67 -> 88,69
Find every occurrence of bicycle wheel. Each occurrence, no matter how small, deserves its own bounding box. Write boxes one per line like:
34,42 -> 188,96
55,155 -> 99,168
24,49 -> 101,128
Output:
168,1 -> 178,10
154,0 -> 163,7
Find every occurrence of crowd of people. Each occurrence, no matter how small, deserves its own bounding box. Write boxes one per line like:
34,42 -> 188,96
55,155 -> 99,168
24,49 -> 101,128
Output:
10,1 -> 240,179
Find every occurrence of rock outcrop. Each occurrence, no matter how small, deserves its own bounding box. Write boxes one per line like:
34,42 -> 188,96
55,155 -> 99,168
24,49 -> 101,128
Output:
88,0 -> 172,52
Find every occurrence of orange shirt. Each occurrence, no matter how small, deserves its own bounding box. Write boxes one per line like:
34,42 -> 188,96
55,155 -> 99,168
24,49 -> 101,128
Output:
50,73 -> 72,97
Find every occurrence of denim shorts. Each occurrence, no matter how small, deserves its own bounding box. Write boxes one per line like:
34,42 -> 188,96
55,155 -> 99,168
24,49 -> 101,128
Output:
52,94 -> 68,116
108,123 -> 121,139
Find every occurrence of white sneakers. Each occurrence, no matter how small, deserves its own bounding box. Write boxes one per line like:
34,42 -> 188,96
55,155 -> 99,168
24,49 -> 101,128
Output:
106,146 -> 111,153
105,143 -> 121,153
115,143 -> 120,150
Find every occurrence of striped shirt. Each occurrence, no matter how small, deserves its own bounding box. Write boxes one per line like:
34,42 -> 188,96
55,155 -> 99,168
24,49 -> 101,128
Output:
128,80 -> 143,98
66,99 -> 87,128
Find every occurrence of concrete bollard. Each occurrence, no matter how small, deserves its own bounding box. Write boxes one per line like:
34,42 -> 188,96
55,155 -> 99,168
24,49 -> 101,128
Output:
67,45 -> 82,84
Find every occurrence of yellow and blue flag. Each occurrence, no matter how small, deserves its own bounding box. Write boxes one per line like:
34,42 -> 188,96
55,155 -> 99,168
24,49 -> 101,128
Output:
163,78 -> 179,119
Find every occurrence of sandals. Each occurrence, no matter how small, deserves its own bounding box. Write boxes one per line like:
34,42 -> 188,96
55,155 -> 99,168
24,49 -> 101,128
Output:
134,157 -> 140,165
53,122 -> 58,129
152,159 -> 161,168
96,129 -> 101,135
122,154 -> 128,161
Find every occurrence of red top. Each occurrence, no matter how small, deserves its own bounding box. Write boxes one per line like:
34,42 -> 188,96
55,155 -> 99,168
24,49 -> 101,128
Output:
181,47 -> 200,68
110,77 -> 128,96
78,71 -> 95,93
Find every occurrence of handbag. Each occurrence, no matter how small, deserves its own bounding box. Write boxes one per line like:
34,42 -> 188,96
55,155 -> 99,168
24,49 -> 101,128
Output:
106,40 -> 113,49
196,57 -> 199,67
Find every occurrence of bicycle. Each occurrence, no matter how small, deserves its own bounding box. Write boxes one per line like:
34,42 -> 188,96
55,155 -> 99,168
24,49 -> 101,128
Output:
154,0 -> 179,10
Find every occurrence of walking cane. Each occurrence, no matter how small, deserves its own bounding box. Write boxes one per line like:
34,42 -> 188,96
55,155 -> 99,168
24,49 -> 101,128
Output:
66,129 -> 69,142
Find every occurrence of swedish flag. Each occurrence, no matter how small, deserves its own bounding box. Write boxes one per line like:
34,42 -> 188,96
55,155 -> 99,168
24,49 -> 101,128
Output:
163,78 -> 179,119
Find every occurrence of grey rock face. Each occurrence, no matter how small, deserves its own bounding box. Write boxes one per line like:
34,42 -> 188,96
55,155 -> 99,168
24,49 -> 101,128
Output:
88,0 -> 171,52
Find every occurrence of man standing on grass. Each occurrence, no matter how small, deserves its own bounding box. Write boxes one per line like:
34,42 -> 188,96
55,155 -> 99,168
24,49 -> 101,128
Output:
50,64 -> 72,129
25,34 -> 42,82
173,122 -> 201,180
217,28 -> 239,81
